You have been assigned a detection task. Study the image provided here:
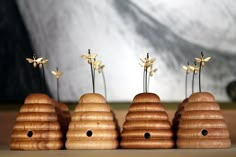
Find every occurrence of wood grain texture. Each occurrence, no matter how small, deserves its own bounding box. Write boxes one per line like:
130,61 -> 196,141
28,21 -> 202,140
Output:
10,93 -> 64,150
66,140 -> 119,149
126,111 -> 168,120
188,92 -> 215,102
121,129 -> 173,139
24,94 -> 52,104
66,93 -> 119,149
133,93 -> 160,103
120,139 -> 174,149
121,93 -> 174,149
176,92 -> 231,148
177,138 -> 231,148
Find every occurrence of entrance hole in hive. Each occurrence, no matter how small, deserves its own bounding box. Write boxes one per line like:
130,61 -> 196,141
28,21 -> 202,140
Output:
27,131 -> 33,138
201,129 -> 208,136
86,130 -> 93,137
144,132 -> 151,139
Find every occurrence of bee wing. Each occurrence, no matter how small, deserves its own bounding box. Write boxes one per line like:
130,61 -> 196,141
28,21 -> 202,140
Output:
140,58 -> 146,63
149,68 -> 157,72
149,58 -> 156,63
189,66 -> 195,71
191,65 -> 199,71
41,59 -> 48,64
204,57 -> 211,62
91,54 -> 97,59
26,58 -> 34,63
183,66 -> 188,71
149,68 -> 157,76
139,62 -> 144,67
93,61 -> 101,70
51,71 -> 57,76
57,71 -> 63,76
195,58 -> 201,62
94,61 -> 102,65
81,54 -> 89,59
36,57 -> 43,63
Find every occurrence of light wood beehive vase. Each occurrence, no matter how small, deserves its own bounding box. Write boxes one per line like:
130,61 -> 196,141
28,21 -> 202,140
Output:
120,93 -> 174,149
177,92 -> 231,148
10,93 -> 64,150
66,93 -> 119,149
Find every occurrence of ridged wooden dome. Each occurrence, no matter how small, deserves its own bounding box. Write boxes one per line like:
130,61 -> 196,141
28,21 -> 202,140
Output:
177,92 -> 231,148
66,93 -> 119,149
10,93 -> 63,150
120,93 -> 174,149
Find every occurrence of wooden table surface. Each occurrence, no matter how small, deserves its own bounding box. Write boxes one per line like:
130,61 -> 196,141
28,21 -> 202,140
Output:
1,145 -> 236,157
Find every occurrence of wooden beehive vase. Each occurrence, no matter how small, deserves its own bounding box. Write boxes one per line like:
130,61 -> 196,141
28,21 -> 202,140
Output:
177,92 -> 231,148
66,93 -> 119,149
120,93 -> 174,149
10,93 -> 63,150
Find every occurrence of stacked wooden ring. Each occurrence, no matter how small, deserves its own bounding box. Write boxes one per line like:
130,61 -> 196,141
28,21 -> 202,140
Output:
10,94 -> 64,150
66,93 -> 119,149
177,92 -> 231,148
172,98 -> 189,140
120,93 -> 174,148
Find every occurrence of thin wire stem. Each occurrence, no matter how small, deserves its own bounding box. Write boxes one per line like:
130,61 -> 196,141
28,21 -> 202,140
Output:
101,70 -> 107,100
93,67 -> 96,93
145,53 -> 149,93
143,68 -> 145,92
42,64 -> 46,93
199,61 -> 202,93
90,63 -> 95,93
147,73 -> 150,93
192,70 -> 195,94
145,68 -> 148,93
88,49 -> 95,93
185,71 -> 188,98
57,78 -> 59,102
38,66 -> 42,93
